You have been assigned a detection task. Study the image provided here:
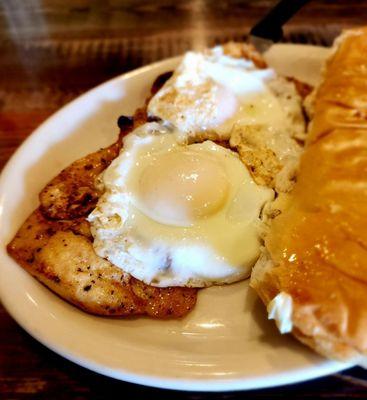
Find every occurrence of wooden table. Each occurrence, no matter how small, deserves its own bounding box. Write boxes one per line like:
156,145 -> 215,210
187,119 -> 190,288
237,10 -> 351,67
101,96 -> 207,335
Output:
1,1 -> 367,398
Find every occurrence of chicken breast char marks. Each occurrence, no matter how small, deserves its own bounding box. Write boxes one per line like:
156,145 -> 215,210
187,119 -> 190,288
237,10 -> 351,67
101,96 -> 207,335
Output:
8,78 -> 197,318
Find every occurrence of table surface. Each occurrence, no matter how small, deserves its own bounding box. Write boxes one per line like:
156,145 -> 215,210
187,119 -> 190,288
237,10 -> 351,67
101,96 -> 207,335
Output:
1,1 -> 367,398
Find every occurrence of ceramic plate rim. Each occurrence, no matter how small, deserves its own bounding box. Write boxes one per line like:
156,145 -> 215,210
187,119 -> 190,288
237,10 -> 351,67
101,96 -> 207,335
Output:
0,47 -> 351,392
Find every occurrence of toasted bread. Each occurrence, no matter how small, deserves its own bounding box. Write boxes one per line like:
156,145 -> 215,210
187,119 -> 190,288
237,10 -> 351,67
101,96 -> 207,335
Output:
251,27 -> 367,361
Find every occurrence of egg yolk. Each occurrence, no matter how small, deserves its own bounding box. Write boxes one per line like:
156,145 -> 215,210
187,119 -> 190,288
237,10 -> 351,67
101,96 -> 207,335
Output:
138,150 -> 229,226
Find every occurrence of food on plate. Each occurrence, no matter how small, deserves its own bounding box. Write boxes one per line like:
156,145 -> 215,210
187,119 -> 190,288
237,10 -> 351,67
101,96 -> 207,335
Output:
9,209 -> 196,317
7,42 -> 309,318
88,123 -> 273,287
89,43 -> 308,288
7,99 -> 197,318
251,27 -> 367,361
148,43 -> 306,192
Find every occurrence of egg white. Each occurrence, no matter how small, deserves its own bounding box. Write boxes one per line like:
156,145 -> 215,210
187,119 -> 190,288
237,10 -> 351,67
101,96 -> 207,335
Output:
88,44 -> 307,288
88,123 -> 274,287
147,45 -> 306,192
147,46 -> 304,141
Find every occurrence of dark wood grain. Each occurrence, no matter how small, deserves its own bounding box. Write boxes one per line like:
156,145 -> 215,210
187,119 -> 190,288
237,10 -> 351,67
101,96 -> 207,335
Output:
1,1 -> 367,398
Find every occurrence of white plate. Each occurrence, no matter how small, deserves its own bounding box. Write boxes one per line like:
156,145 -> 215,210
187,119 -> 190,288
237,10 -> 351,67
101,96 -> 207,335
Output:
0,44 -> 351,391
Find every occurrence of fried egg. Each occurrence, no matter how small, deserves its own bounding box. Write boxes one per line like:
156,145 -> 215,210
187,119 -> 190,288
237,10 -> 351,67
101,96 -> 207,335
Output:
148,46 -> 305,143
88,44 -> 307,288
88,123 -> 273,287
148,45 -> 306,193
